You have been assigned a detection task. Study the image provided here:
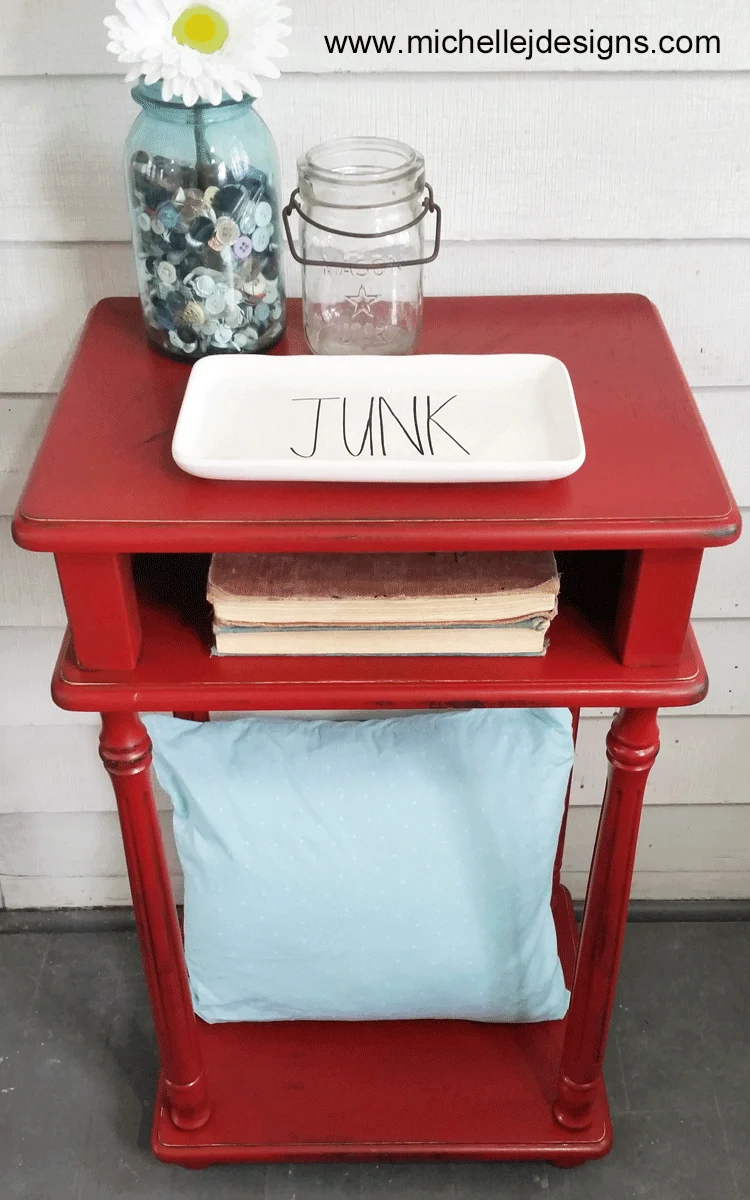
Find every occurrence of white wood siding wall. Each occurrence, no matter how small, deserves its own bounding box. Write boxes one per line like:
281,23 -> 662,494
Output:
0,0 -> 748,906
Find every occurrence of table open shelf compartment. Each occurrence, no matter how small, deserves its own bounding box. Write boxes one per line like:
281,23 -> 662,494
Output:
130,546 -> 628,657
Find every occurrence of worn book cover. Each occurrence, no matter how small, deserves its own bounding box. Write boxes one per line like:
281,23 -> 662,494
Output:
208,551 -> 559,627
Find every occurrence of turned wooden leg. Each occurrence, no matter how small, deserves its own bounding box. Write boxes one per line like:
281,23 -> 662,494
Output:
554,706 -> 660,1131
552,708 -> 580,915
100,712 -> 210,1131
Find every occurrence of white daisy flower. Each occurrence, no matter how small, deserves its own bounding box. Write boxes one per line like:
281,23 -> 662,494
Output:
105,0 -> 292,106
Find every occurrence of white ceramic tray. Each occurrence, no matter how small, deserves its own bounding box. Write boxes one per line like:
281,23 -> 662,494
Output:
172,354 -> 585,483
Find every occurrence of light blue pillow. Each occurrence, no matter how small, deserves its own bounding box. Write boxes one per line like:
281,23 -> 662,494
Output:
144,708 -> 573,1025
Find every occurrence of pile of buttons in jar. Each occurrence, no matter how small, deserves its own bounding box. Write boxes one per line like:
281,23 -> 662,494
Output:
130,151 -> 285,357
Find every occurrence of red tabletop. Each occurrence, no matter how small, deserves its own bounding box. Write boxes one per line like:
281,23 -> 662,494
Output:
13,295 -> 739,554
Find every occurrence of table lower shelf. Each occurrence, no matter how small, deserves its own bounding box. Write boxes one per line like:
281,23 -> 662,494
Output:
152,889 -> 611,1167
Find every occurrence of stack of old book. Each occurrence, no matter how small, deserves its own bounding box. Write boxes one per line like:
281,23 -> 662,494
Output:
207,551 -> 560,656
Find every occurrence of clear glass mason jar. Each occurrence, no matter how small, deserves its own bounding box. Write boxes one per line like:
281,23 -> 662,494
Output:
125,83 -> 286,360
283,137 -> 441,355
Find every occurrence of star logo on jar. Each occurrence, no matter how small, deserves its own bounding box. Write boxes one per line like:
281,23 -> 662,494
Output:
345,284 -> 379,318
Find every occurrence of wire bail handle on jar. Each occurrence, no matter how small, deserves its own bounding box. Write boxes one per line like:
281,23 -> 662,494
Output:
282,182 -> 442,269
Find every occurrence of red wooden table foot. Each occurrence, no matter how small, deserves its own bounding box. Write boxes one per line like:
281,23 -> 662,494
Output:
554,707 -> 660,1131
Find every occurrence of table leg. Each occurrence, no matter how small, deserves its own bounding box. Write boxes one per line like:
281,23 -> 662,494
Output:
553,706 -> 660,1131
552,708 -> 580,918
99,712 -> 211,1131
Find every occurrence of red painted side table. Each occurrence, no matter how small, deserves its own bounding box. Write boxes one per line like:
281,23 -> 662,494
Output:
13,295 -> 740,1167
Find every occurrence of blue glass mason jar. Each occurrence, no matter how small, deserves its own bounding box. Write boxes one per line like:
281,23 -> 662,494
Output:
125,83 -> 286,359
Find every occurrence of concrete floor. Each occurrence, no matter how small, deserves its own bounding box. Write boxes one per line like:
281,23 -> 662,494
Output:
0,923 -> 748,1199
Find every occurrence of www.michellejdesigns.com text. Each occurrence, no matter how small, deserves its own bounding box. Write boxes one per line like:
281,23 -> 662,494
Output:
323,28 -> 721,62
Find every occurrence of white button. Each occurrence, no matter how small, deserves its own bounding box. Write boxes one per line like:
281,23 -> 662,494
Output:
156,261 -> 177,285
255,201 -> 272,227
205,292 -> 226,315
193,274 -> 215,298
